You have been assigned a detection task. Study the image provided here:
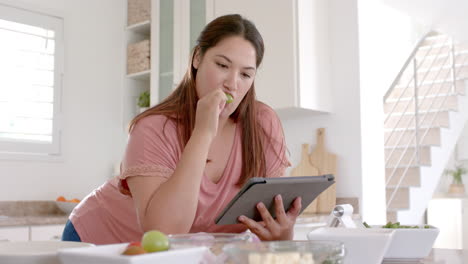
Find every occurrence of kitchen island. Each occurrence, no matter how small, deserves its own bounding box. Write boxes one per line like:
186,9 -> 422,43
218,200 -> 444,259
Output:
385,248 -> 468,264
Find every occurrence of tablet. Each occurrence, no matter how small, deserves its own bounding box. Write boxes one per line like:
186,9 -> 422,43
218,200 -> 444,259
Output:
215,174 -> 335,225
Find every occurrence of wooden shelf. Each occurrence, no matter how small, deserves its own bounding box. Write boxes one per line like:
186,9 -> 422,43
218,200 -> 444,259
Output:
126,20 -> 150,35
127,70 -> 150,81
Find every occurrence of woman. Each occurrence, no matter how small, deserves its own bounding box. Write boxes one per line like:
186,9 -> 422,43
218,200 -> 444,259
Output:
62,14 -> 301,245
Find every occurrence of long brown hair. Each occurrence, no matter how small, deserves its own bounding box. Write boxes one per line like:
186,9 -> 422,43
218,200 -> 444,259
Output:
129,14 -> 269,186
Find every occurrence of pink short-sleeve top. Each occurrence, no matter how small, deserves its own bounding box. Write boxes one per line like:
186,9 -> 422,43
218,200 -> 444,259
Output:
70,102 -> 290,244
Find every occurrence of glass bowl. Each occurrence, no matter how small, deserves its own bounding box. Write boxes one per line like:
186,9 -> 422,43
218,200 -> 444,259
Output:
223,240 -> 345,264
168,233 -> 253,263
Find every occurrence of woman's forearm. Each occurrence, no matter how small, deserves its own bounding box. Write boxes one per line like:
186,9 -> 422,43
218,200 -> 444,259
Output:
140,129 -> 212,233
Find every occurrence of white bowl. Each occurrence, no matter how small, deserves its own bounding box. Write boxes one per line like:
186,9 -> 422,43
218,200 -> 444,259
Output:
372,225 -> 439,260
0,241 -> 93,264
307,227 -> 394,264
55,201 -> 78,214
58,243 -> 209,264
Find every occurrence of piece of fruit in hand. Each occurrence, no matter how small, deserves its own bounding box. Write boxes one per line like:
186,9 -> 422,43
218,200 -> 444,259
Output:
225,93 -> 233,103
141,230 -> 169,253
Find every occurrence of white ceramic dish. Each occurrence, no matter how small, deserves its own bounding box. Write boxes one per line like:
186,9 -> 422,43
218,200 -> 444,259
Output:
58,243 -> 209,264
0,241 -> 93,264
55,201 -> 78,214
307,227 -> 394,264
371,225 -> 440,260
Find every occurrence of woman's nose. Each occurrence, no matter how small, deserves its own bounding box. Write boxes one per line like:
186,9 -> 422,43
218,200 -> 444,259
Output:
223,71 -> 238,91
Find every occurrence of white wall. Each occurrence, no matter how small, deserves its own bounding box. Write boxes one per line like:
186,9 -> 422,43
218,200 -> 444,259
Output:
357,0 -> 426,223
0,0 -> 127,200
436,123 -> 468,194
283,0 -> 363,202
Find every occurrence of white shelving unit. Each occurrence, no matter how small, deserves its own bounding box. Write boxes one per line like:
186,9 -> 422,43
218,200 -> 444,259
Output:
123,0 -> 212,130
124,1 -> 152,130
126,69 -> 150,81
126,20 -> 150,35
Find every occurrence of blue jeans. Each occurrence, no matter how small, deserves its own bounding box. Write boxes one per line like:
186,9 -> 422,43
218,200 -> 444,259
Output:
61,220 -> 82,242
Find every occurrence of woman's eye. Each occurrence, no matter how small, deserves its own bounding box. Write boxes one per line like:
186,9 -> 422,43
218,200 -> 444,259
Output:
242,73 -> 251,79
216,62 -> 228,68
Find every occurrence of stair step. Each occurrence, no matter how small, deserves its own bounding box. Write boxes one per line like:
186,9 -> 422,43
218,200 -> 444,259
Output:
399,65 -> 468,84
414,46 -> 468,61
418,53 -> 468,69
416,45 -> 451,58
386,187 -> 410,210
386,211 -> 397,223
420,34 -> 449,46
384,95 -> 458,114
384,111 -> 450,129
384,127 -> 441,147
417,66 -> 468,83
388,80 -> 465,100
386,167 -> 421,187
385,146 -> 431,167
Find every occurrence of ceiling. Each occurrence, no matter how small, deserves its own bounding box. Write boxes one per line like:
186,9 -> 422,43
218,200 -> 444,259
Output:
383,0 -> 468,43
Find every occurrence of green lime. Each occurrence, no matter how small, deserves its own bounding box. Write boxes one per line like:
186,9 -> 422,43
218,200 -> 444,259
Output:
225,93 -> 234,103
141,230 -> 169,252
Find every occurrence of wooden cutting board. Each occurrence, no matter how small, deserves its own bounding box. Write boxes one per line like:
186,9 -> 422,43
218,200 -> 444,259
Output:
290,143 -> 320,213
309,128 -> 337,213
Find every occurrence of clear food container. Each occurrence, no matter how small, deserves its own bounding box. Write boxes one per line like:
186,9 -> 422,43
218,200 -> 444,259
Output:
168,233 -> 253,264
223,240 -> 345,264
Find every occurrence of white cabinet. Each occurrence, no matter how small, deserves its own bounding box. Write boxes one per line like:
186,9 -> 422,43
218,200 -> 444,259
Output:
30,225 -> 64,241
0,226 -> 29,241
428,197 -> 468,249
213,0 -> 332,117
124,0 -> 212,128
0,224 -> 64,242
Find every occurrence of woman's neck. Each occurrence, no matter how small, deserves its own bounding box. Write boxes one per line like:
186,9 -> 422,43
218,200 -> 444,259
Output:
217,116 -> 235,134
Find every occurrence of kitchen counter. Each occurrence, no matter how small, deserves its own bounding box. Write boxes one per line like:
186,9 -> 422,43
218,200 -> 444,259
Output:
383,248 -> 468,264
0,201 -> 68,227
0,215 -> 68,227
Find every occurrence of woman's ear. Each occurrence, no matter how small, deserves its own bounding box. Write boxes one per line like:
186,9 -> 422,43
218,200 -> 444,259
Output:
192,47 -> 201,69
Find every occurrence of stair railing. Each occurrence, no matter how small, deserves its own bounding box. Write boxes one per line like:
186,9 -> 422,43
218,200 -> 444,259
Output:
383,36 -> 451,168
384,32 -> 466,208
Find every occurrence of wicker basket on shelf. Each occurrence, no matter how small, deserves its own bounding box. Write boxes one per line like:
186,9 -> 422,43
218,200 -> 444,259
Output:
127,0 -> 151,26
127,39 -> 150,75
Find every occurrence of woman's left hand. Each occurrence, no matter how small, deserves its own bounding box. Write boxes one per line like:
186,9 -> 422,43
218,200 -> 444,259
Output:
238,195 -> 302,241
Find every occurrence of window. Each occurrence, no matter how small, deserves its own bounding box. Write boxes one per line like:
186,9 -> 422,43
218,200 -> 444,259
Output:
0,4 -> 63,157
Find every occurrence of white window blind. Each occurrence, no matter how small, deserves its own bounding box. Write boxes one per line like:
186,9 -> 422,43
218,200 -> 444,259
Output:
0,4 -> 63,156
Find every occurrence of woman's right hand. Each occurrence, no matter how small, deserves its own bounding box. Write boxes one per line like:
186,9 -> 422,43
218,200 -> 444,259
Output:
193,88 -> 228,140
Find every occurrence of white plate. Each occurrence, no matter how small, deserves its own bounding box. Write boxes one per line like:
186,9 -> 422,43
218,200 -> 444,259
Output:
58,243 -> 209,264
0,241 -> 94,264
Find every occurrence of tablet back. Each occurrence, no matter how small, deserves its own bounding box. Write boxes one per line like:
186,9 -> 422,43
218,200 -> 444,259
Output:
215,175 -> 334,225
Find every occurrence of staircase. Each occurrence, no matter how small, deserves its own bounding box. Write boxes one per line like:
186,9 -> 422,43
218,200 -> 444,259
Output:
384,31 -> 468,223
